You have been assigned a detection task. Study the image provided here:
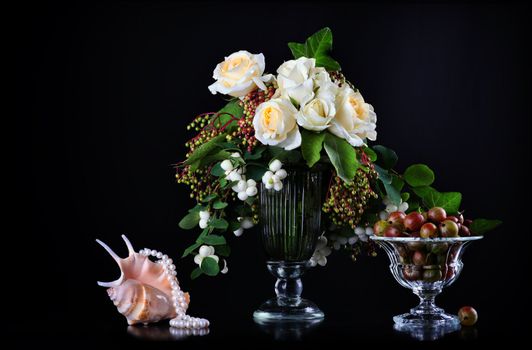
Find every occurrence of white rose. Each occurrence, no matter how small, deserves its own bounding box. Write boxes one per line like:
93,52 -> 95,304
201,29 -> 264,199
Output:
277,57 -> 316,106
297,98 -> 336,131
329,86 -> 377,147
208,50 -> 269,98
253,98 -> 301,150
313,67 -> 338,102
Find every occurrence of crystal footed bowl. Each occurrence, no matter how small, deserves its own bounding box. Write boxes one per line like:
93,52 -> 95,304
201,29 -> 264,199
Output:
371,236 -> 482,331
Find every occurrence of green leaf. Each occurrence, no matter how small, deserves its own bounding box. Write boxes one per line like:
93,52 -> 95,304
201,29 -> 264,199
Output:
209,218 -> 229,230
362,146 -> 377,162
384,181 -> 401,206
434,192 -> 462,215
244,146 -> 266,160
219,177 -> 228,187
301,130 -> 325,168
374,164 -> 392,184
401,192 -> 410,202
197,228 -> 209,241
188,205 -> 205,213
211,162 -> 225,177
391,175 -> 405,191
268,147 -> 302,163
200,234 -> 227,245
246,164 -> 268,181
213,200 -> 228,209
215,244 -> 231,257
200,150 -> 231,168
287,27 -> 341,71
184,134 -> 226,166
470,219 -> 502,235
216,100 -> 244,130
412,186 -> 439,207
412,187 -> 462,214
372,145 -> 398,169
178,212 -> 199,230
404,164 -> 435,187
200,256 -> 220,276
190,267 -> 203,280
201,193 -> 218,202
323,133 -> 359,182
182,242 -> 201,258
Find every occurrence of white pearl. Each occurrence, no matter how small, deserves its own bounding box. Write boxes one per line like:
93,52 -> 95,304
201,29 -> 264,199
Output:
162,254 -> 168,260
156,252 -> 162,258
168,264 -> 176,271
170,270 -> 177,276
192,321 -> 198,328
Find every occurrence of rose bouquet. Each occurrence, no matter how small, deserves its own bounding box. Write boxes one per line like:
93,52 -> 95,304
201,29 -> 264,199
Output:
175,28 -> 500,279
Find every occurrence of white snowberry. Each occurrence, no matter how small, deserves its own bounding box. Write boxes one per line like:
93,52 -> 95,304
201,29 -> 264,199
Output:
269,159 -> 282,172
220,159 -> 233,172
237,191 -> 249,201
246,186 -> 258,196
232,180 -> 247,193
240,217 -> 254,229
199,245 -> 214,257
199,219 -> 208,229
199,210 -> 210,220
221,260 -> 228,274
275,169 -> 288,179
233,228 -> 244,237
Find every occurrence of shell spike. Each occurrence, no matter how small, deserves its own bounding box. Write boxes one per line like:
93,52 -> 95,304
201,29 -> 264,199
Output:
96,238 -> 122,263
121,234 -> 135,256
96,238 -> 125,288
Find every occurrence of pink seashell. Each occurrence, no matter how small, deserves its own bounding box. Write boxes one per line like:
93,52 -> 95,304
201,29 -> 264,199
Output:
96,235 -> 190,325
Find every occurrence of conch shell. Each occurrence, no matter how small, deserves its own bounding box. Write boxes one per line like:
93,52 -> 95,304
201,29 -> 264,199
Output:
96,235 -> 190,325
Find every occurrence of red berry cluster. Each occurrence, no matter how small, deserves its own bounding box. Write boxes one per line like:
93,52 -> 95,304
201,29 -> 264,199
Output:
232,84 -> 277,152
322,167 -> 378,229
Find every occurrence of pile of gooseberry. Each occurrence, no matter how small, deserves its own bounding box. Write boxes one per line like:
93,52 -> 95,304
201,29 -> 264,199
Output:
373,206 -> 473,238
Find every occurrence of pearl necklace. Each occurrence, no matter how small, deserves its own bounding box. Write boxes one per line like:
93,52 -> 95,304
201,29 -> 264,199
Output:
139,248 -> 210,329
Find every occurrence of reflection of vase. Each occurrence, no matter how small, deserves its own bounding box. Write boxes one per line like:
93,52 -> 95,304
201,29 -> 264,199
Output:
253,167 -> 325,322
371,236 -> 482,334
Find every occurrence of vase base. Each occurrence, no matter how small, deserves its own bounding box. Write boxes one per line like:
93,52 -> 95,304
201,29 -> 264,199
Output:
393,311 -> 460,329
253,297 -> 325,322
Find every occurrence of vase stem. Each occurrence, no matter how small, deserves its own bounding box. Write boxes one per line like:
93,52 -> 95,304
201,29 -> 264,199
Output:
412,287 -> 442,315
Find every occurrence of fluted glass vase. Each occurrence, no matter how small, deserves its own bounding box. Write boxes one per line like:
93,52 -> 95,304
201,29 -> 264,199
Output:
253,167 -> 325,322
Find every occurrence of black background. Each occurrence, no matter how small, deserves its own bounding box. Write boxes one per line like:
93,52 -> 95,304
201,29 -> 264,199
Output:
14,0 -> 531,346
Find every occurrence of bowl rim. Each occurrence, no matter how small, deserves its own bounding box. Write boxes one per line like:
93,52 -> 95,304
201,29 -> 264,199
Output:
370,235 -> 483,242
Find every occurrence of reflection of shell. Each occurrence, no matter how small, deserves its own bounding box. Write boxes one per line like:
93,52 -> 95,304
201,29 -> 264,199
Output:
96,235 -> 189,325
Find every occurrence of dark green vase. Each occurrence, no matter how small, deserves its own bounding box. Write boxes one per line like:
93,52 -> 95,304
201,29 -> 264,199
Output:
253,167 -> 325,322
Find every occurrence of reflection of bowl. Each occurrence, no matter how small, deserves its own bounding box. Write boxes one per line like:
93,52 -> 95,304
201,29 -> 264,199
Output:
371,236 -> 482,331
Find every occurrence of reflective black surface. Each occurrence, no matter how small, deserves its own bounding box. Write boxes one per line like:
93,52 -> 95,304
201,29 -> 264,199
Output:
13,0 -> 530,346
